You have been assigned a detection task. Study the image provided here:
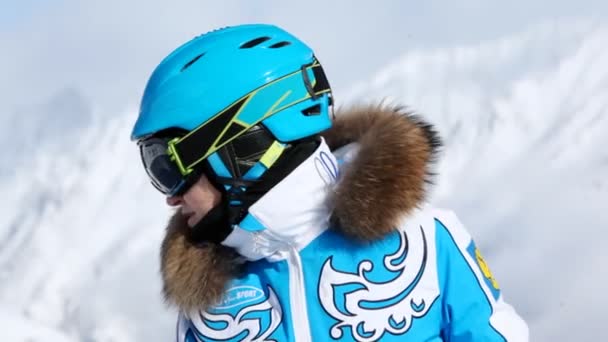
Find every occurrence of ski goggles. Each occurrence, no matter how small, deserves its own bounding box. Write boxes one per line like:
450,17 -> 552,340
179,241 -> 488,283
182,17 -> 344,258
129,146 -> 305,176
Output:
138,136 -> 202,196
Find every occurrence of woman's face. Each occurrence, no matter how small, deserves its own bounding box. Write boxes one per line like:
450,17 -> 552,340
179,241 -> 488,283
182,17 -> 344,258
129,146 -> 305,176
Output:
166,174 -> 222,227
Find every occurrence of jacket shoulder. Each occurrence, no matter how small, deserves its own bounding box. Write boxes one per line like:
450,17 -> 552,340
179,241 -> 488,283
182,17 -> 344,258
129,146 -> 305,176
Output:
396,206 -> 472,241
394,206 -> 463,237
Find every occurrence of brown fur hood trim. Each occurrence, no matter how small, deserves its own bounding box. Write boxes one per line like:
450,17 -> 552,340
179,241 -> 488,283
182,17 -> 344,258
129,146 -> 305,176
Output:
160,212 -> 243,312
159,103 -> 441,312
322,104 -> 442,241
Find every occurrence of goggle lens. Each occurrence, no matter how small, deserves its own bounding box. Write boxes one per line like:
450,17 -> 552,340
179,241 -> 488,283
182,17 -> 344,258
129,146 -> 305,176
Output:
139,137 -> 189,196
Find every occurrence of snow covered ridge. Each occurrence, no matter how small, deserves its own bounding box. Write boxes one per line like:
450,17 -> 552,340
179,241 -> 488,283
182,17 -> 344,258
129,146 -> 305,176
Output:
346,20 -> 608,180
1,21 -> 607,341
345,21 -> 608,341
0,108 -> 176,341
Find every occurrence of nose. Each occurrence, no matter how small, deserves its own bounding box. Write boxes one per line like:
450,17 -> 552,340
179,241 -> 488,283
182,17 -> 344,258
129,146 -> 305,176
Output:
166,195 -> 183,207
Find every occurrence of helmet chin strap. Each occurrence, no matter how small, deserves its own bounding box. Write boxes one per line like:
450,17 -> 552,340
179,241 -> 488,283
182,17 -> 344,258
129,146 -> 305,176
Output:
186,186 -> 258,246
187,200 -> 233,245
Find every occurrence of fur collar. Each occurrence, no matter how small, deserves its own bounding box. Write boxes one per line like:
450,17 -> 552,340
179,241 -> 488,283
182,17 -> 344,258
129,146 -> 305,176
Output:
160,103 -> 442,312
324,104 -> 441,240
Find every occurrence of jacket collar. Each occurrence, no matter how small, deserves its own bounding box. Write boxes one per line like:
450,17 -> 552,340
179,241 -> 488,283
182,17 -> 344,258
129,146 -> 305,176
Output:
222,138 -> 338,261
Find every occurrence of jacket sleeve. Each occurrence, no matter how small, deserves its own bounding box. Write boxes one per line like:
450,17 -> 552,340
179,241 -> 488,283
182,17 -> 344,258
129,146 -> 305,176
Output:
433,210 -> 529,342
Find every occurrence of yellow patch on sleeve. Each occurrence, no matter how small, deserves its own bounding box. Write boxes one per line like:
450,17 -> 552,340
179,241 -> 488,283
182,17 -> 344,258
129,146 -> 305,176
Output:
475,248 -> 500,290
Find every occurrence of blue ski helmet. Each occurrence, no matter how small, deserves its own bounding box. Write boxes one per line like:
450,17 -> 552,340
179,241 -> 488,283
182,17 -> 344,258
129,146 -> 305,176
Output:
132,24 -> 333,198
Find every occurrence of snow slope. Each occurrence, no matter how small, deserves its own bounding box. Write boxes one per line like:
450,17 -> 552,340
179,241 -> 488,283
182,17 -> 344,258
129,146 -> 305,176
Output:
2,21 -> 606,341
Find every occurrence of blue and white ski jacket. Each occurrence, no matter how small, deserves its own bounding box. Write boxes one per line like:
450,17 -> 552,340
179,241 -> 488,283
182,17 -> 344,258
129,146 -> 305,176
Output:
162,106 -> 529,341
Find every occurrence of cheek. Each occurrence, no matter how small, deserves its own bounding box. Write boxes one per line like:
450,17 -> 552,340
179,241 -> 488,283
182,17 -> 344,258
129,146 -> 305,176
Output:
184,192 -> 208,211
183,183 -> 222,214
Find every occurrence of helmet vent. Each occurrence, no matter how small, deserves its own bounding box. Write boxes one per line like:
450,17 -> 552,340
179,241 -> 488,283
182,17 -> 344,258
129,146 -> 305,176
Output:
181,53 -> 205,72
269,41 -> 291,48
302,104 -> 321,116
240,36 -> 271,48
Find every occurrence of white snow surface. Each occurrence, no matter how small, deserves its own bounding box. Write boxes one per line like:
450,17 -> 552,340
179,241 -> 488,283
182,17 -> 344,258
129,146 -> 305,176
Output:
2,21 -> 607,341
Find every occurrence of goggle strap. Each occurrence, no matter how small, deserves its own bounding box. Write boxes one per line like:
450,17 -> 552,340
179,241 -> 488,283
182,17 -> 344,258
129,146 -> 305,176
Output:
170,60 -> 331,175
302,60 -> 331,100
168,96 -> 249,176
167,137 -> 193,176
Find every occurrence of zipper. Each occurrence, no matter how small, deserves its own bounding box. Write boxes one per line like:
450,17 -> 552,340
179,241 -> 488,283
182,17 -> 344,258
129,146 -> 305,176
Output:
286,246 -> 312,342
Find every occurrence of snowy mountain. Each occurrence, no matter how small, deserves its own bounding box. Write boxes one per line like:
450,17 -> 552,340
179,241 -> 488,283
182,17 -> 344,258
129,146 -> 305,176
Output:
1,103 -> 177,341
2,21 -> 607,341
347,20 -> 608,341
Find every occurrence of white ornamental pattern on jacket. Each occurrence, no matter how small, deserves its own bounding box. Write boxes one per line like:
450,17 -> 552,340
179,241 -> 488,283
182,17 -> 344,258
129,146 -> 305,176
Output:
318,225 -> 439,341
188,286 -> 283,342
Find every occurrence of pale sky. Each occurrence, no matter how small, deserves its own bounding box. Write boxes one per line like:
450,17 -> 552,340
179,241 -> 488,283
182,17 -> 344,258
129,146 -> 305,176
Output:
1,0 -> 606,119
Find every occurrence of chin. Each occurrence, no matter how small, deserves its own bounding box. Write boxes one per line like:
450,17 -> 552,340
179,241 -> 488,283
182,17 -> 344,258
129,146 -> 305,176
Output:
187,216 -> 200,227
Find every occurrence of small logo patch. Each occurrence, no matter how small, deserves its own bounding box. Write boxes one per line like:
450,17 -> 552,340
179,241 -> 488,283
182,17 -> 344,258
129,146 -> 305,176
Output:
214,286 -> 265,310
466,242 -> 501,300
475,248 -> 500,290
314,151 -> 338,185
